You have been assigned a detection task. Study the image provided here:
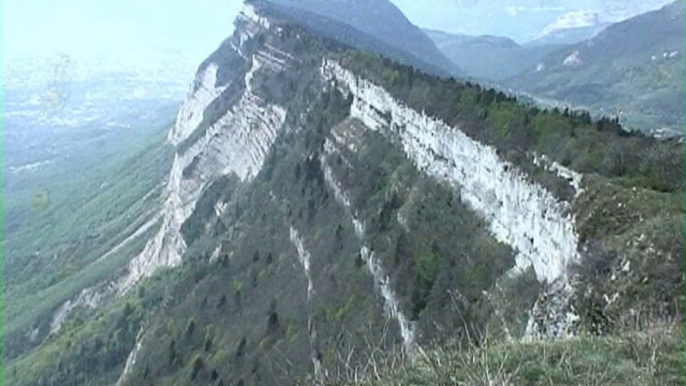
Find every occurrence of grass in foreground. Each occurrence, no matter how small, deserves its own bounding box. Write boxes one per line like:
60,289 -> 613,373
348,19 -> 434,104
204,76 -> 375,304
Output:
314,323 -> 684,386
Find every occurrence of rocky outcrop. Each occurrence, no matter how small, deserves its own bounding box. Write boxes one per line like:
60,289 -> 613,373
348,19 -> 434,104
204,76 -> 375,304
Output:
168,64 -> 227,146
322,59 -> 580,286
117,3 -> 585,382
115,329 -> 145,386
289,227 -> 324,378
119,6 -> 582,372
49,285 -> 111,336
119,4 -> 288,293
11,3 -> 681,386
321,59 -> 583,338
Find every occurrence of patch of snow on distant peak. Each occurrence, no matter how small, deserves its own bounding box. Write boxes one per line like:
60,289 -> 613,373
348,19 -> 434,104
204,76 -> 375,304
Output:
563,51 -> 583,66
539,10 -> 600,39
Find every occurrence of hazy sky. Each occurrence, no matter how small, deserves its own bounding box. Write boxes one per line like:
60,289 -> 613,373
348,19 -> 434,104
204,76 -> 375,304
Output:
393,0 -> 673,41
2,0 -> 673,74
2,0 -> 242,70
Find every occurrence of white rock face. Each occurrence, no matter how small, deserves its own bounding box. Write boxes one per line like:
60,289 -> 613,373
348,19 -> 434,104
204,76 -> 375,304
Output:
119,24 -> 288,294
168,64 -> 226,146
533,153 -> 583,197
115,9 -> 288,383
116,330 -> 145,386
235,3 -> 274,47
321,146 -> 353,209
321,59 -> 580,286
290,227 -> 314,301
49,286 -> 111,336
289,226 -> 325,378
240,3 -> 272,31
362,246 -> 416,350
169,2 -> 283,147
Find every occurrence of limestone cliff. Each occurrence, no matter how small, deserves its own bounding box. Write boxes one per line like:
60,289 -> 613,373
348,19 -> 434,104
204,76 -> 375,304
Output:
9,2 -> 682,386
116,4 -> 591,385
119,3 -> 289,293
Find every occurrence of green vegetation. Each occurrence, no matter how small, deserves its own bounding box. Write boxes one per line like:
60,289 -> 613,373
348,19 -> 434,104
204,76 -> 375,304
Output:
109,68 -> 523,385
306,323 -> 684,386
572,176 -> 684,334
326,125 -> 517,336
9,6 -> 683,386
411,248 -> 442,318
5,125 -> 173,360
6,268 -> 178,386
339,50 -> 682,195
334,49 -> 683,332
507,1 -> 684,134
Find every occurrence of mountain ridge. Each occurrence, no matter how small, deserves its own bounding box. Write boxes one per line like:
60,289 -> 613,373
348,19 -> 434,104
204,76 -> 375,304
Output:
270,0 -> 463,76
424,28 -> 520,50
6,2 -> 683,386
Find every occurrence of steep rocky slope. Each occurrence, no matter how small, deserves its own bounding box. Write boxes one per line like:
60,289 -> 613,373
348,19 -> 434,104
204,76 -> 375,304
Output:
114,3 -> 680,385
7,1 -> 682,385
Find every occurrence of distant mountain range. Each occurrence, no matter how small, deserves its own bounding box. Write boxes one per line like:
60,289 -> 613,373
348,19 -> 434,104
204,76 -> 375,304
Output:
272,0 -> 462,76
507,0 -> 684,135
424,29 -> 565,81
427,1 -> 683,135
